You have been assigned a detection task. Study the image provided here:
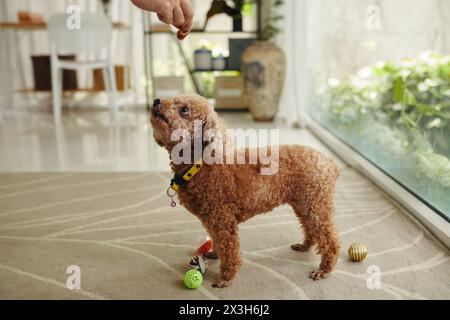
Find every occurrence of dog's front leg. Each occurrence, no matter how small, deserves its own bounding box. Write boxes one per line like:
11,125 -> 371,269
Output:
207,219 -> 241,288
204,251 -> 218,259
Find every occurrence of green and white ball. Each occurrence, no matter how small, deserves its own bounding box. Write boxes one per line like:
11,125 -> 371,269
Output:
184,269 -> 203,289
189,256 -> 208,274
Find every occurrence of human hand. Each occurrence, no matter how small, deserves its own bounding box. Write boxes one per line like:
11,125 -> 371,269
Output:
131,0 -> 194,40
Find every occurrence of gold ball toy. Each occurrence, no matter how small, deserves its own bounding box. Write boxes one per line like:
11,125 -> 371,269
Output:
348,243 -> 368,262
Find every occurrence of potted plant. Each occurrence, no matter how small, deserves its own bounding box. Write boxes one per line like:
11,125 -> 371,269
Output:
241,0 -> 285,121
231,0 -> 244,32
203,0 -> 250,32
100,0 -> 111,17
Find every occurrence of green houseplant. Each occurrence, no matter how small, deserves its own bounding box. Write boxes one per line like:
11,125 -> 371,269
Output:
203,0 -> 253,32
312,52 -> 450,212
100,0 -> 111,17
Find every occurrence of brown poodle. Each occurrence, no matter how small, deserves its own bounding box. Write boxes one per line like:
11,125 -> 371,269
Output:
150,94 -> 341,288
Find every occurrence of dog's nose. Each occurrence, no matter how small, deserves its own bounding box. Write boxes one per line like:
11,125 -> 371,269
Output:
153,99 -> 161,108
152,98 -> 162,115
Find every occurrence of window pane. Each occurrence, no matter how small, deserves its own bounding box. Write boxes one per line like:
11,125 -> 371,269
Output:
307,0 -> 450,219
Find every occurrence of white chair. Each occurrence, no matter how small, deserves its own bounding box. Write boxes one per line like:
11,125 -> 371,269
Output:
48,13 -> 117,123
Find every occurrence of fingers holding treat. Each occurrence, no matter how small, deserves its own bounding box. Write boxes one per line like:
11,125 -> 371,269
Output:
177,29 -> 189,40
176,0 -> 193,40
176,18 -> 192,40
173,3 -> 186,27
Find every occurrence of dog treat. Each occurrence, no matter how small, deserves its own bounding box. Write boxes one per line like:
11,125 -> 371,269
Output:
177,29 -> 189,40
189,256 -> 208,274
197,236 -> 213,255
348,243 -> 368,262
184,269 -> 203,289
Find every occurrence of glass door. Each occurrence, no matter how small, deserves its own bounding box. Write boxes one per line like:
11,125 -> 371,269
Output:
307,0 -> 450,219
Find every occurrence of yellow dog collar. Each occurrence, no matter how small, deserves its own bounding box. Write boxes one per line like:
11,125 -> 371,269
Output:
169,159 -> 204,193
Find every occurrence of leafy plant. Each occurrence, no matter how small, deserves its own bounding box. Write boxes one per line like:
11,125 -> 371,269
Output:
240,0 -> 284,41
100,0 -> 111,15
414,151 -> 450,188
313,52 -> 450,191
258,0 -> 284,41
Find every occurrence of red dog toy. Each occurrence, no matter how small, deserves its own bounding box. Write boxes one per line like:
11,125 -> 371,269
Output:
197,236 -> 213,255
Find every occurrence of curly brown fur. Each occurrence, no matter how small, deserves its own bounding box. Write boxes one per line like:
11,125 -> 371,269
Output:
150,94 -> 341,288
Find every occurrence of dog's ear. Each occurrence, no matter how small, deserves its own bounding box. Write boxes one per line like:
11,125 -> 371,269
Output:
202,111 -> 219,131
201,110 -> 225,151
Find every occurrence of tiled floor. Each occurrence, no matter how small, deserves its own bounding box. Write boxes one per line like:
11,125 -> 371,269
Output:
0,105 -> 341,172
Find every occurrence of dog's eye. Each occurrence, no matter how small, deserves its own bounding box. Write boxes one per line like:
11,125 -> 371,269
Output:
179,105 -> 189,115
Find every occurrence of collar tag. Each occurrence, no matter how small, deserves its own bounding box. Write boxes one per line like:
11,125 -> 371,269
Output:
167,159 -> 203,207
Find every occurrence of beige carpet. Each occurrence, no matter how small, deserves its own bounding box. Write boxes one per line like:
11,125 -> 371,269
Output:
0,169 -> 449,300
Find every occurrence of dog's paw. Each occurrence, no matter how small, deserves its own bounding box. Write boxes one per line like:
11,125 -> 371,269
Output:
291,243 -> 310,252
204,251 -> 219,260
212,279 -> 232,288
309,269 -> 329,281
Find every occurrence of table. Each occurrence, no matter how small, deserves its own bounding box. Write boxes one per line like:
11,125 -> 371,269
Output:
0,21 -> 129,30
0,21 -> 131,107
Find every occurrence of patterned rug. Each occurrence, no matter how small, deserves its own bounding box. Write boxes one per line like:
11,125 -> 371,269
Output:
0,169 -> 449,300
